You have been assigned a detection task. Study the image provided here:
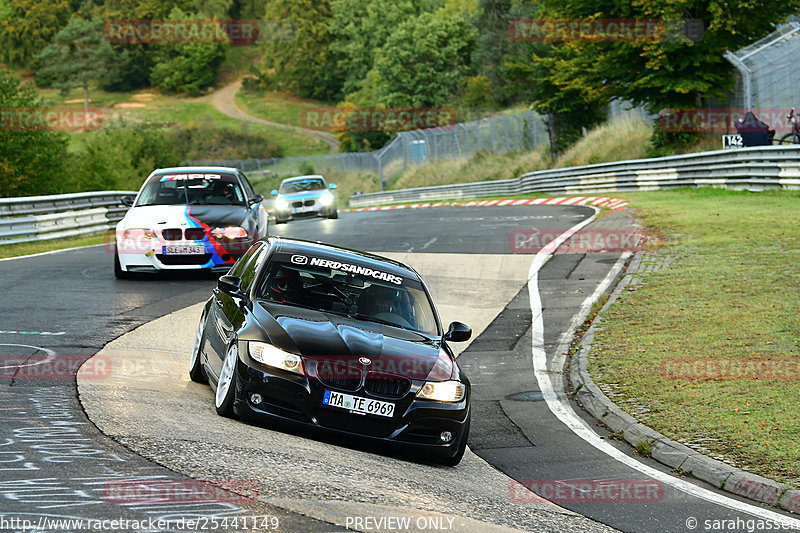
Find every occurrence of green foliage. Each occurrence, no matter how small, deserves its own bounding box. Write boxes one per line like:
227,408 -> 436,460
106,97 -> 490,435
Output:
35,16 -> 116,110
69,122 -> 181,192
531,0 -> 800,112
0,70 -> 69,197
374,9 -> 476,108
0,0 -> 71,68
149,8 -> 228,95
259,0 -> 342,101
169,122 -> 284,160
329,0 -> 425,96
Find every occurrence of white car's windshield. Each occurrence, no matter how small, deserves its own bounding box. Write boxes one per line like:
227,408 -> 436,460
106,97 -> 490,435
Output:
136,173 -> 245,206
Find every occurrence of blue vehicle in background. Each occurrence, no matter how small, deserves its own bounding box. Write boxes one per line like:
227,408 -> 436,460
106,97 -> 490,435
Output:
271,175 -> 338,224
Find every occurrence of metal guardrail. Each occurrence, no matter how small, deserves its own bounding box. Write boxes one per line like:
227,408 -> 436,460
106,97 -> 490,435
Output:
0,191 -> 136,246
348,146 -> 800,207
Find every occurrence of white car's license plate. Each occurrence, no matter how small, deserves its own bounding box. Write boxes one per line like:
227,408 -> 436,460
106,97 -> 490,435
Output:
163,245 -> 205,255
322,390 -> 395,418
293,206 -> 312,214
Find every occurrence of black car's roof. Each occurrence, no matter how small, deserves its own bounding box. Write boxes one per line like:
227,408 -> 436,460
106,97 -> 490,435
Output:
267,237 -> 420,281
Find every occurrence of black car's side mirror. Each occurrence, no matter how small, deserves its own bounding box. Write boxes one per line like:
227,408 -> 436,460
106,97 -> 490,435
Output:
444,321 -> 472,342
249,194 -> 264,205
121,196 -> 134,207
218,275 -> 247,300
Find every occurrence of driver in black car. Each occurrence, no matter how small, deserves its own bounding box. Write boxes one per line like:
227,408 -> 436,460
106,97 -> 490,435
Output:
267,268 -> 302,303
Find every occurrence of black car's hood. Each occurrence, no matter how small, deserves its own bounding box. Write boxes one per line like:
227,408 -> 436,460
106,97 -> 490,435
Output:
251,301 -> 452,380
185,205 -> 250,228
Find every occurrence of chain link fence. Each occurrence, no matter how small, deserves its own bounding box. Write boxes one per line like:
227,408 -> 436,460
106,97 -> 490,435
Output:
186,110 -> 548,189
725,17 -> 800,110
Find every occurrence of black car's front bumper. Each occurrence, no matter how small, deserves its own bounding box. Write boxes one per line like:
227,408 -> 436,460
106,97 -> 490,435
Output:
230,354 -> 470,460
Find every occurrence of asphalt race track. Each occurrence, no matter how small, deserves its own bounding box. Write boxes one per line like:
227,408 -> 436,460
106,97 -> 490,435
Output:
2,205 -> 799,532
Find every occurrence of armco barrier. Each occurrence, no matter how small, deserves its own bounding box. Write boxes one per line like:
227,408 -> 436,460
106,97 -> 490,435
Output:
348,145 -> 800,207
0,191 -> 136,246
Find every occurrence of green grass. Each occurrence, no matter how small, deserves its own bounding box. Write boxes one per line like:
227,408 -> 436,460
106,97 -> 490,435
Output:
235,89 -> 333,129
38,85 -> 328,157
589,188 -> 800,486
0,234 -> 106,259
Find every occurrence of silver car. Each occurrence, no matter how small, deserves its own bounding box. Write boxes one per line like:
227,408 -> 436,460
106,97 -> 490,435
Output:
271,175 -> 338,224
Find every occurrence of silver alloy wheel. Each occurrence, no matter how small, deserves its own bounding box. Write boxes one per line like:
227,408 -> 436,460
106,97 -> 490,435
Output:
189,317 -> 204,371
215,343 -> 237,408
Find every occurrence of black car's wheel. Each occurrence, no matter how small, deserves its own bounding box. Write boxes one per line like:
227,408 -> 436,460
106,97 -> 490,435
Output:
440,416 -> 470,466
114,248 -> 133,279
215,342 -> 239,418
189,313 -> 208,383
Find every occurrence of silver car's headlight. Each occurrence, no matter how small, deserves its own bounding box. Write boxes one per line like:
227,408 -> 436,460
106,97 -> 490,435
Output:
319,192 -> 334,206
248,342 -> 303,375
275,199 -> 289,211
415,380 -> 466,402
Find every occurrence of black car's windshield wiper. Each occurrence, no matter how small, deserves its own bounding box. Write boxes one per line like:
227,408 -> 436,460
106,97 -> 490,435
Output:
346,312 -> 409,331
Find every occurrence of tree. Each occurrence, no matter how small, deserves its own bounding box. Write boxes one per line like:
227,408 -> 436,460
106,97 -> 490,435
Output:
148,8 -> 228,95
374,10 -> 476,108
35,16 -> 115,115
0,71 -> 69,197
530,0 -> 800,112
329,0 -> 425,97
0,0 -> 71,68
259,0 -> 342,101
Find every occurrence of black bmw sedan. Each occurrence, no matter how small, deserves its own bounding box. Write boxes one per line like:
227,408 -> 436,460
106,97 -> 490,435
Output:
190,237 -> 473,465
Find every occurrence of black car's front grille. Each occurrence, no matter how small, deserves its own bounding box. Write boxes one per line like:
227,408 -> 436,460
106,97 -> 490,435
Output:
317,373 -> 362,392
314,410 -> 397,438
364,373 -> 411,398
156,253 -> 212,265
162,228 -> 182,240
315,362 -> 362,391
185,228 -> 205,240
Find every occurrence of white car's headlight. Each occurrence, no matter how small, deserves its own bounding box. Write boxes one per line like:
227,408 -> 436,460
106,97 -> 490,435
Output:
249,342 -> 304,375
275,199 -> 289,211
415,380 -> 466,402
211,226 -> 248,239
319,192 -> 334,206
122,228 -> 155,240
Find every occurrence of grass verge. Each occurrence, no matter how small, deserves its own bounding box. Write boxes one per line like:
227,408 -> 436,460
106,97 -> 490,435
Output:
589,188 -> 800,487
0,234 -> 106,260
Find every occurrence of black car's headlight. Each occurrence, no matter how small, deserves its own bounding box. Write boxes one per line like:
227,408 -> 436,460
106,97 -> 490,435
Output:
415,380 -> 466,402
248,342 -> 304,375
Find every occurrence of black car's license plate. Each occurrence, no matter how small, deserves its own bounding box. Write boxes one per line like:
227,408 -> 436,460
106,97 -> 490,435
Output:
322,390 -> 394,418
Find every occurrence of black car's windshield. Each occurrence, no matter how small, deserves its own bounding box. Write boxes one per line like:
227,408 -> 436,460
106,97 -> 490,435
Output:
136,173 -> 245,206
279,178 -> 326,194
256,257 -> 439,336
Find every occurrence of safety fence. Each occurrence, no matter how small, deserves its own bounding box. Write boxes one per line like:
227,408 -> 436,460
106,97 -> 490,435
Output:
185,110 -> 548,189
0,191 -> 135,246
348,145 -> 800,207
